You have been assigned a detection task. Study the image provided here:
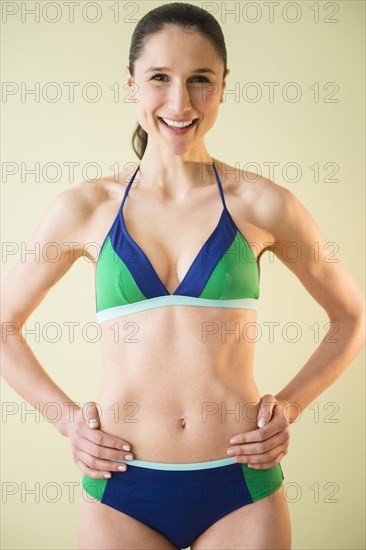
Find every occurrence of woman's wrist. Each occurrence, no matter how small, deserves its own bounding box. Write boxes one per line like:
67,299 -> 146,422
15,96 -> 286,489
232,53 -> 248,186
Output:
49,401 -> 81,438
274,396 -> 302,424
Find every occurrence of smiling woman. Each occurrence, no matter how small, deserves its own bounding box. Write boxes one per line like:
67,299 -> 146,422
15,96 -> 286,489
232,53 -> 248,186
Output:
1,2 -> 365,550
126,9 -> 230,163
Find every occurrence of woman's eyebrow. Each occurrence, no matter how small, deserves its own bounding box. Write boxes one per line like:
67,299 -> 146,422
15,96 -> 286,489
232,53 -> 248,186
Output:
144,66 -> 216,75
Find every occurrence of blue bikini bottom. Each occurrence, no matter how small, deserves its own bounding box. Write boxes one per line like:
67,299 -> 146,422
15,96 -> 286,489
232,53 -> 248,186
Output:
82,456 -> 284,549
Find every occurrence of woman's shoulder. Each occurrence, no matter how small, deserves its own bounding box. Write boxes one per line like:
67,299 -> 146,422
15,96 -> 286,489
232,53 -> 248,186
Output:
220,160 -> 289,195
51,167 -> 133,224
219,159 -> 294,215
218,160 -> 300,248
34,168 -> 132,254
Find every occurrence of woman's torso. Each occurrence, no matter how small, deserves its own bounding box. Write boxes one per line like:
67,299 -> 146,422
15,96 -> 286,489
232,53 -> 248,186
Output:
84,159 -> 273,462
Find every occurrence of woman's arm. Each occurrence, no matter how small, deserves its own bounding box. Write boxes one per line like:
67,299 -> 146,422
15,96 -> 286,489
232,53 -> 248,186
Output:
1,187 -> 87,436
267,185 -> 365,422
228,180 -> 365,467
1,184 -> 134,478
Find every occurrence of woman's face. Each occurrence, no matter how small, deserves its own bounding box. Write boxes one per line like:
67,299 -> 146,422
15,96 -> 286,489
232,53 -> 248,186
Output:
126,25 -> 230,155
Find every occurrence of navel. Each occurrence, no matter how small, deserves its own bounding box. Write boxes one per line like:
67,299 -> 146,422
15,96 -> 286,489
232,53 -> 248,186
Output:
178,417 -> 187,429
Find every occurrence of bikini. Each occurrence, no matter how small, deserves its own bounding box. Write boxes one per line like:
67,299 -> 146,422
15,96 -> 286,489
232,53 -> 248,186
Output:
95,160 -> 260,324
82,457 -> 284,549
82,161 -> 284,549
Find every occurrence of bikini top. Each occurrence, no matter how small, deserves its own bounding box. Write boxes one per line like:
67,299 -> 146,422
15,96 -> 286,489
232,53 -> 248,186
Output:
95,161 -> 260,324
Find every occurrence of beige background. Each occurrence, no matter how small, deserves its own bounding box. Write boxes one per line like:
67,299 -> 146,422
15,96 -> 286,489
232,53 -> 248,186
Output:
1,1 -> 365,549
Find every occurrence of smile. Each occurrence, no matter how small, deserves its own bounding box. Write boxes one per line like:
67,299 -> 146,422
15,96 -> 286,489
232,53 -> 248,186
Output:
160,117 -> 197,128
158,117 -> 198,133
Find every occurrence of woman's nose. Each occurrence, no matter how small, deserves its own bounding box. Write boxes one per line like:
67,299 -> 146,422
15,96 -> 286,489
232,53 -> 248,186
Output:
167,84 -> 192,114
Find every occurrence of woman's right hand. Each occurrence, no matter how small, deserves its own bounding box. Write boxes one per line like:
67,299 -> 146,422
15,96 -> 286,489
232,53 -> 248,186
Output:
67,402 -> 134,478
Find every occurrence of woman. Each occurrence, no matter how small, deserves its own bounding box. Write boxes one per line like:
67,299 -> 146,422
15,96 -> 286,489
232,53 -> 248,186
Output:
1,3 -> 365,549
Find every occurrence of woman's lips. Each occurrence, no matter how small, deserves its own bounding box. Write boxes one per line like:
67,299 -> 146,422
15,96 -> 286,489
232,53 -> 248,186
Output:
158,117 -> 198,134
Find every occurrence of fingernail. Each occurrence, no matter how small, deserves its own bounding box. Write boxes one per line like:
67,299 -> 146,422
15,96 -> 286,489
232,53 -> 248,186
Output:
122,445 -> 130,451
124,454 -> 134,460
230,438 -> 238,444
118,465 -> 127,471
227,449 -> 235,455
257,417 -> 266,427
104,473 -> 111,478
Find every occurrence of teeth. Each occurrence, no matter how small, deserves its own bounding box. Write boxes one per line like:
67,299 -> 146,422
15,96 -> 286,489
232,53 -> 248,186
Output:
161,117 -> 194,128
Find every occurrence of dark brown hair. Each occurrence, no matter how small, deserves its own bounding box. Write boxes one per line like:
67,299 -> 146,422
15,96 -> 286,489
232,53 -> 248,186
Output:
128,2 -> 229,159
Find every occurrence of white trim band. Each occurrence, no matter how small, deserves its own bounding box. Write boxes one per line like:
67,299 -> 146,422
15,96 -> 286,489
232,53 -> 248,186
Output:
113,456 -> 236,470
96,295 -> 258,324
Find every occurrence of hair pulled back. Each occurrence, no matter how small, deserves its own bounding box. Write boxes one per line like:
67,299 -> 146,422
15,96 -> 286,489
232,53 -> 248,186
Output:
128,2 -> 228,159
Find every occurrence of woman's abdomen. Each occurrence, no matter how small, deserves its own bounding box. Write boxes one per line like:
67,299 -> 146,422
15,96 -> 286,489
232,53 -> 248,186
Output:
96,308 -> 260,462
96,371 -> 261,462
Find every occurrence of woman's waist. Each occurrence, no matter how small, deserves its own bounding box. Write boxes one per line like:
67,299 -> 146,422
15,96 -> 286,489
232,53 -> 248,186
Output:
95,390 -> 261,462
96,374 -> 260,421
99,421 -> 259,463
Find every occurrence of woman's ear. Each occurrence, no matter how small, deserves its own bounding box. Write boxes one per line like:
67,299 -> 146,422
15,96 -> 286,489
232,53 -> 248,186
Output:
125,65 -> 133,86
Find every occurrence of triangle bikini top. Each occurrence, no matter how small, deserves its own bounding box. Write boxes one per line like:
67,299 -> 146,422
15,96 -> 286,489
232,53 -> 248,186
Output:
95,161 -> 260,323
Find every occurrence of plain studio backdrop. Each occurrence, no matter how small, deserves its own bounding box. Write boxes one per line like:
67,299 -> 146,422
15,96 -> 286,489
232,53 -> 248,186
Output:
1,1 -> 365,549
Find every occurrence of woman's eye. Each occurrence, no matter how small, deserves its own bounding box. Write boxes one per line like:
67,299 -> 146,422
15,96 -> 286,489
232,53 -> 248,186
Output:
192,76 -> 210,83
151,74 -> 166,82
151,74 -> 209,83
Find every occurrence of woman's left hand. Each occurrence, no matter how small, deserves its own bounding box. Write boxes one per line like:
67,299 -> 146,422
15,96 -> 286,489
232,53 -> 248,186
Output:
227,394 -> 291,469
